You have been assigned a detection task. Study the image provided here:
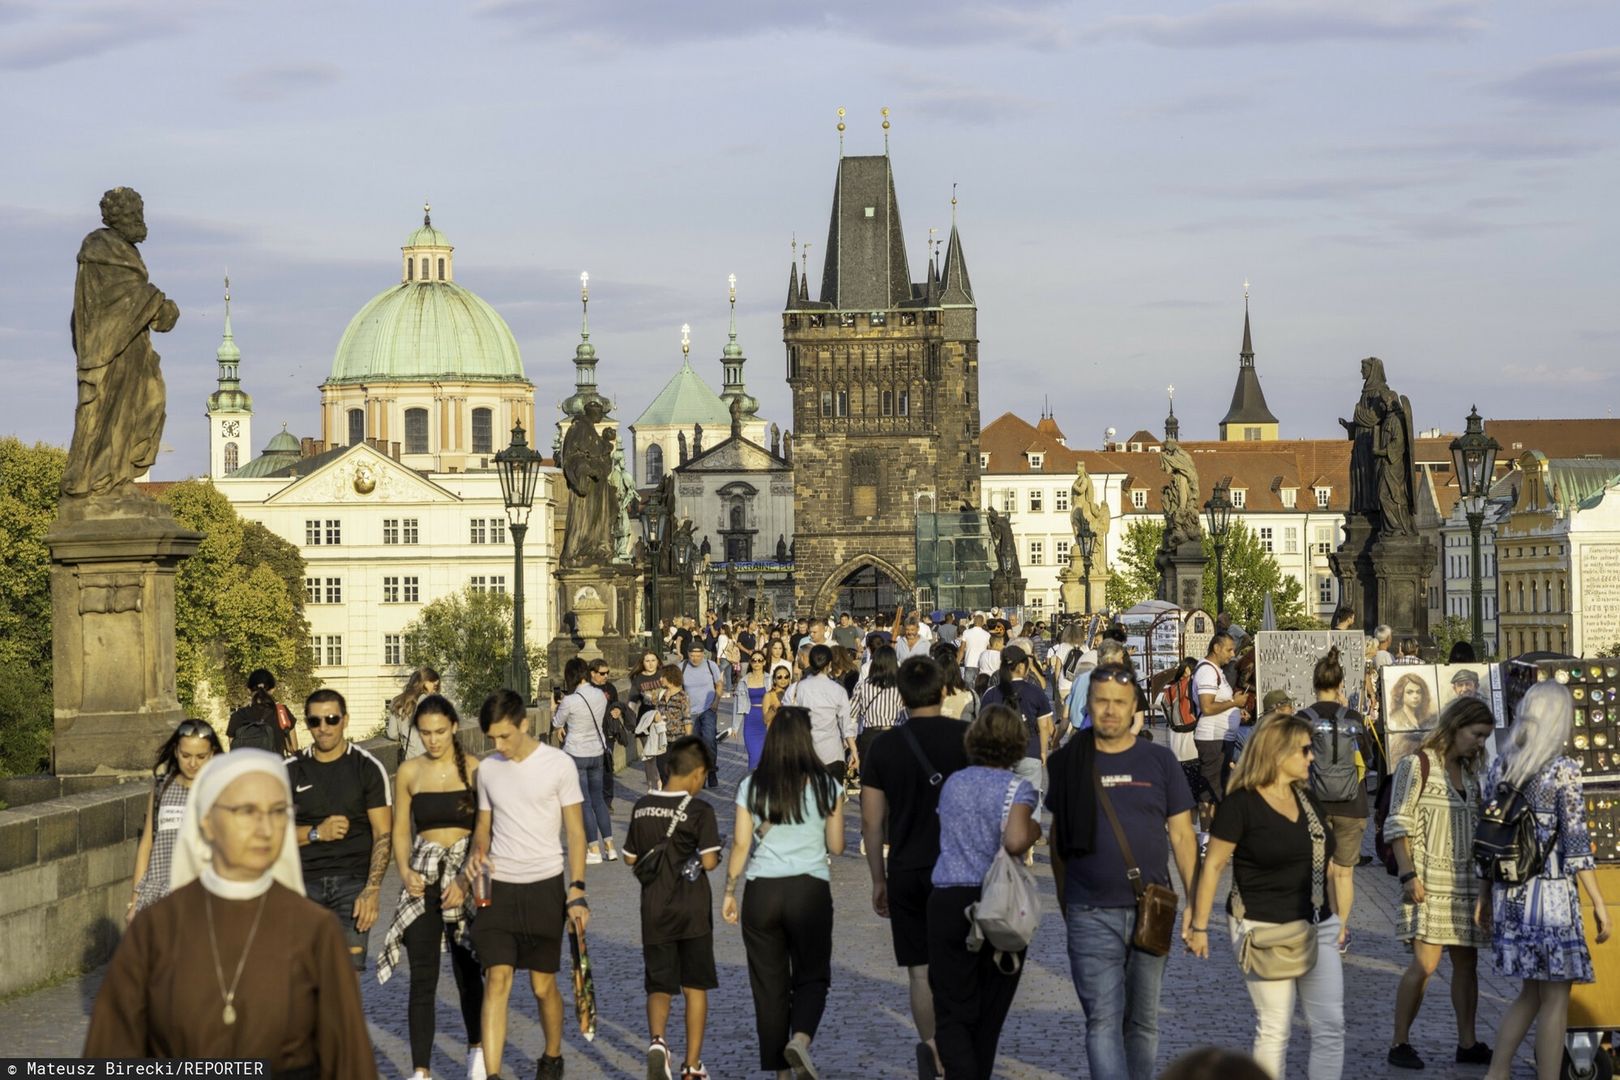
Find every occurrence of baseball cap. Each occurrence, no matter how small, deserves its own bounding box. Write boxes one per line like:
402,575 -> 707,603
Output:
1263,689 -> 1294,712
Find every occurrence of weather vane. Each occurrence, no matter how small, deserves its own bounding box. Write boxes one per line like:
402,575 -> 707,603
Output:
681,323 -> 691,358
837,106 -> 846,154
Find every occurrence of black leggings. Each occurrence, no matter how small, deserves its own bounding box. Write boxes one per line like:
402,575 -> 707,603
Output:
401,881 -> 484,1069
927,884 -> 1024,1080
740,875 -> 834,1071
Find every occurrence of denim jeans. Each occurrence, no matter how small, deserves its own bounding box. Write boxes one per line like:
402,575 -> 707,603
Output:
1229,915 -> 1345,1080
309,873 -> 372,969
569,753 -> 613,844
1014,756 -> 1045,826
693,707 -> 718,785
1065,902 -> 1168,1080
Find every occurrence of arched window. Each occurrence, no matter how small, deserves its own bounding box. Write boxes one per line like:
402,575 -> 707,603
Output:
646,444 -> 664,484
438,258 -> 445,280
223,441 -> 238,474
347,408 -> 364,446
404,407 -> 429,454
471,407 -> 493,453
420,257 -> 429,280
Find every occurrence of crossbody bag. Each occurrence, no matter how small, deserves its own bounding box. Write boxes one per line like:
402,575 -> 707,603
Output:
631,793 -> 693,886
1092,767 -> 1179,957
1232,789 -> 1327,980
573,691 -> 615,775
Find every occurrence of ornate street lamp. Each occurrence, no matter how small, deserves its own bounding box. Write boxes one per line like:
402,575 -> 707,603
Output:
1076,517 -> 1099,615
1450,405 -> 1500,658
1204,480 -> 1234,617
638,487 -> 668,648
675,536 -> 696,620
494,421 -> 542,700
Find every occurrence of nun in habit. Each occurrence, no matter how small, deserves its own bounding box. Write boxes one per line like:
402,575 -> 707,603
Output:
85,749 -> 378,1078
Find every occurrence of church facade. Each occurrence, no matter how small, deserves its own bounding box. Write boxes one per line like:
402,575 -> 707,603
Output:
783,150 -> 982,615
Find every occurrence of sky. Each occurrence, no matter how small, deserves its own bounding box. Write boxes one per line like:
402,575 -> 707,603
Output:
3,0 -> 1618,477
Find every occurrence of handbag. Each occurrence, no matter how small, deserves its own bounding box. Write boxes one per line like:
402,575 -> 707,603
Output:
631,793 -> 693,886
966,777 -> 1041,973
1232,790 -> 1326,980
1093,767 -> 1179,957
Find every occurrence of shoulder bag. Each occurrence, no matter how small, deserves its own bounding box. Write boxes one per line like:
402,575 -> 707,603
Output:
966,776 -> 1042,972
1232,790 -> 1326,980
631,793 -> 693,886
1092,767 -> 1179,957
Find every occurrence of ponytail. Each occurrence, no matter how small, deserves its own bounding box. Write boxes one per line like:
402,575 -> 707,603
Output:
998,644 -> 1029,702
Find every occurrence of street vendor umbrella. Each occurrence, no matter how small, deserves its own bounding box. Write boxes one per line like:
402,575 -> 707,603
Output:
568,923 -> 597,1041
1261,592 -> 1277,632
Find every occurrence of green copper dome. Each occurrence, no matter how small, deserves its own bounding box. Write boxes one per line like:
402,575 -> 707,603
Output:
327,281 -> 526,384
264,429 -> 301,454
405,223 -> 450,248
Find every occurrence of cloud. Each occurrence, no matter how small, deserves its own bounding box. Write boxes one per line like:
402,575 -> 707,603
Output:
1127,86 -> 1260,119
475,0 -> 1070,50
1497,362 -> 1613,384
1358,131 -> 1604,162
1494,47 -> 1620,107
894,71 -> 1050,125
1201,173 -> 1437,201
230,61 -> 342,103
0,1 -> 187,72
1081,0 -> 1484,48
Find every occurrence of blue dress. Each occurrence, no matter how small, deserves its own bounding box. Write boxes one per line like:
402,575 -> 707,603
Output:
744,683 -> 768,770
1485,754 -> 1597,983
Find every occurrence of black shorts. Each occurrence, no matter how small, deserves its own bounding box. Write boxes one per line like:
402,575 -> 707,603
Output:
471,875 -> 565,973
887,865 -> 933,968
643,934 -> 718,994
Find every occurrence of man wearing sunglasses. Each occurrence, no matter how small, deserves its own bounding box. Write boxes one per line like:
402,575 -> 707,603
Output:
288,688 -> 393,973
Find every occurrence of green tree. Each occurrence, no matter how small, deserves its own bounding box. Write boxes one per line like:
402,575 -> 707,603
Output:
158,480 -> 315,712
0,439 -> 66,776
1432,614 -> 1476,661
1201,521 -> 1317,630
1106,518 -> 1165,611
403,586 -> 545,710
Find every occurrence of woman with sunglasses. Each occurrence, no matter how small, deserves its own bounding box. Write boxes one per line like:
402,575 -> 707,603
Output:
1187,713 -> 1346,1080
552,656 -> 617,864
764,664 -> 794,729
739,649 -> 773,771
128,718 -> 223,923
765,638 -> 793,681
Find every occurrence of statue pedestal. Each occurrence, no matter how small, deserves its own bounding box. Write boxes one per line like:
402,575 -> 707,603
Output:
1059,560 -> 1110,615
46,501 -> 202,775
547,564 -> 644,686
1331,521 -> 1434,640
990,570 -> 1027,612
1156,541 -> 1207,611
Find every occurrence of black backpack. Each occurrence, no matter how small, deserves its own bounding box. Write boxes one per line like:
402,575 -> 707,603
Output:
1474,781 -> 1551,885
229,704 -> 281,754
1307,705 -> 1364,804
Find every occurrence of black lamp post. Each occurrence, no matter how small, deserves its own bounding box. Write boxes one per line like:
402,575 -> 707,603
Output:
1076,518 -> 1098,615
1204,480 -> 1234,616
638,489 -> 667,649
675,538 -> 695,620
1450,405 -> 1500,658
494,421 -> 542,701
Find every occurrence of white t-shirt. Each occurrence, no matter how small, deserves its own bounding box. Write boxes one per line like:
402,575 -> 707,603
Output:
477,743 -> 583,883
1192,659 -> 1239,742
977,648 -> 1003,678
961,625 -> 992,668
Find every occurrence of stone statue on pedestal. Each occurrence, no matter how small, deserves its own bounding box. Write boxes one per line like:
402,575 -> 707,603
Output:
1070,462 -> 1110,548
693,423 -> 704,457
1340,356 -> 1415,538
987,506 -> 1021,578
559,400 -> 616,568
678,430 -> 688,464
730,396 -> 745,440
1159,437 -> 1203,549
608,440 -> 636,563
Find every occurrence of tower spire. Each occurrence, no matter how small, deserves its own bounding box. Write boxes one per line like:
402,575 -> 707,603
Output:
1219,281 -> 1279,440
837,107 -> 846,157
560,270 -> 611,420
214,273 -> 242,391
720,273 -> 758,422
1165,384 -> 1180,441
1240,279 -> 1254,364
882,106 -> 890,155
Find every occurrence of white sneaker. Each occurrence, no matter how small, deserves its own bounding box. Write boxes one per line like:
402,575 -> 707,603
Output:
466,1048 -> 487,1080
586,849 -> 604,865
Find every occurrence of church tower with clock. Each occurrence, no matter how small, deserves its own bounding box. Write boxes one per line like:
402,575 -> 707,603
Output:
206,277 -> 253,479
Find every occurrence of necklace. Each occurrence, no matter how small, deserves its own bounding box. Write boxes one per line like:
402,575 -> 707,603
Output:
205,888 -> 269,1026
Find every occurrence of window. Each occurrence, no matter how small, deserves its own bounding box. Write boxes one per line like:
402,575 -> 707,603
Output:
1056,539 -> 1072,565
310,637 -> 323,666
223,441 -> 239,474
1281,488 -> 1296,508
305,577 -> 320,603
347,408 -> 364,446
1259,527 -> 1274,553
881,390 -> 893,416
820,391 -> 833,418
402,518 -> 419,544
1230,489 -> 1247,509
470,575 -> 507,594
305,577 -> 342,603
646,444 -> 664,484
1029,595 -> 1046,615
324,520 -> 341,545
1029,540 -> 1045,566
325,578 -> 342,604
404,407 -> 429,454
979,453 -> 990,470
1029,453 -> 1044,470
1284,527 -> 1298,554
384,634 -> 403,666
420,258 -> 429,280
1029,489 -> 1044,513
382,577 -> 400,604
489,518 -> 504,545
383,519 -> 399,544
325,635 -> 343,666
403,577 -> 420,603
1055,487 -> 1070,512
437,257 -> 445,281
897,390 -> 908,416
1131,489 -> 1147,510
470,518 -> 485,545
1244,427 -> 1262,441
1316,487 -> 1331,508
408,258 -> 414,281
471,518 -> 507,544
305,520 -> 322,546
835,390 -> 849,417
471,407 -> 493,454
1318,576 -> 1334,604
1314,526 -> 1333,555
382,575 -> 419,603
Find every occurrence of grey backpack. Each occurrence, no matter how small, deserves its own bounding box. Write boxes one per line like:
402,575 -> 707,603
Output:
1307,704 -> 1363,803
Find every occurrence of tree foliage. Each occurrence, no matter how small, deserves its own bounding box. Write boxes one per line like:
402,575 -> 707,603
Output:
158,480 -> 315,712
0,439 -> 66,776
403,586 -> 545,712
1201,521 -> 1318,631
1105,518 -> 1165,611
1431,614 -> 1477,661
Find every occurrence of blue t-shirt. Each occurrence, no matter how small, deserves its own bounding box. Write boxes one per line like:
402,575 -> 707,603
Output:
736,776 -> 843,882
933,766 -> 1038,888
981,680 -> 1054,758
1050,739 -> 1193,908
682,659 -> 721,715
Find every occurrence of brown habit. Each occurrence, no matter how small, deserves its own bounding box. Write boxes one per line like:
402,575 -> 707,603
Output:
85,881 -> 378,1078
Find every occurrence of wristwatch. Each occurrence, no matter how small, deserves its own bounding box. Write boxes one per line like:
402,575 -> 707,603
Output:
1399,870 -> 1417,884
310,826 -> 321,842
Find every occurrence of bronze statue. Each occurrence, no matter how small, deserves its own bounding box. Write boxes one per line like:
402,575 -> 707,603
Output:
62,188 -> 179,506
1340,356 -> 1415,537
559,400 -> 616,567
1159,437 -> 1203,548
986,506 -> 1021,578
1069,462 -> 1111,549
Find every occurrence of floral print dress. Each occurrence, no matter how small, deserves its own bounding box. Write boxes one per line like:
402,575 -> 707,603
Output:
1484,754 -> 1597,982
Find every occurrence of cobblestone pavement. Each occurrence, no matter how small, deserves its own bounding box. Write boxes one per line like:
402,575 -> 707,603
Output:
3,721 -> 1557,1078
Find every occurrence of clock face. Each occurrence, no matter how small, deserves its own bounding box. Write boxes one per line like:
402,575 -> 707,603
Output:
222,420 -> 240,438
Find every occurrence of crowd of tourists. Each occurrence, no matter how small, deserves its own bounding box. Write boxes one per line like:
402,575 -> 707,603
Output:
86,606 -> 1611,1080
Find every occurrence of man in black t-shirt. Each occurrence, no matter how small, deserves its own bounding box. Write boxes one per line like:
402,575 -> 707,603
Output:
623,737 -> 722,1080
861,656 -> 970,1080
287,688 -> 392,972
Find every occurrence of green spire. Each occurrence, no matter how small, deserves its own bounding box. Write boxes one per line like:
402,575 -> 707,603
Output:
560,271 -> 612,419
718,273 -> 758,420
208,274 -> 252,414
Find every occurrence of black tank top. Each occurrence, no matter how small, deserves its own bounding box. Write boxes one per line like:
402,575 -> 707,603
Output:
411,789 -> 474,832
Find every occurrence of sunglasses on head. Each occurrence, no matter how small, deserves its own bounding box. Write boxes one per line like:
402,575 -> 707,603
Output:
1091,667 -> 1135,685
304,713 -> 343,729
176,720 -> 213,739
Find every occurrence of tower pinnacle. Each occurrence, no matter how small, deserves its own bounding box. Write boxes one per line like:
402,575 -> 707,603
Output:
719,272 -> 758,422
559,270 -> 612,420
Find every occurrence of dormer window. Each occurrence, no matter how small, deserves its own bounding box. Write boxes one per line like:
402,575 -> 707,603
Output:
1131,488 -> 1147,510
1281,488 -> 1297,508
979,453 -> 991,470
1029,453 -> 1044,470
1315,487 -> 1331,508
1230,488 -> 1247,509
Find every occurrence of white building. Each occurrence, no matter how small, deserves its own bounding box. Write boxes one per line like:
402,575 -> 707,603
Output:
211,209 -> 557,722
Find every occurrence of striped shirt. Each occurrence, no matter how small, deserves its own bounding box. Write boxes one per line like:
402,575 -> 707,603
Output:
850,681 -> 904,732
